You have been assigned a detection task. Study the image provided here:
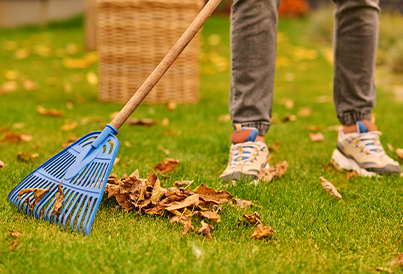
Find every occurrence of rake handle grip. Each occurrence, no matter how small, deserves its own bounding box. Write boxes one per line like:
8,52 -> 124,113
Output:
110,0 -> 222,131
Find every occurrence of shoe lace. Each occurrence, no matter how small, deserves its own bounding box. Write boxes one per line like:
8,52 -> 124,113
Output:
354,131 -> 386,156
228,142 -> 262,167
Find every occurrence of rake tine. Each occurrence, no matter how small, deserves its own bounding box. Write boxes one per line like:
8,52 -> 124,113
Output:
76,195 -> 90,234
9,176 -> 38,203
83,197 -> 96,235
62,192 -> 80,230
34,184 -> 58,219
58,189 -> 76,227
70,195 -> 86,232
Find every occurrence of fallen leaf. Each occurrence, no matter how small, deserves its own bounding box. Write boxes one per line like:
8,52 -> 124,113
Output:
386,143 -> 394,152
166,101 -> 177,110
346,171 -> 358,179
166,194 -> 200,212
242,212 -> 262,225
63,81 -> 72,93
197,211 -> 221,223
257,161 -> 288,182
170,215 -> 194,235
297,107 -> 313,117
0,132 -> 32,144
162,129 -> 181,135
309,132 -> 325,142
127,118 -> 158,126
81,117 -> 101,124
319,177 -> 342,200
154,158 -> 179,173
12,122 -> 25,129
307,125 -> 322,131
396,148 -> 403,159
22,79 -> 38,91
251,223 -> 275,239
86,71 -> 98,85
37,106 -> 64,117
62,137 -> 79,148
66,101 -> 74,109
174,180 -> 193,188
327,125 -> 342,131
113,158 -> 120,166
18,187 -> 50,210
109,112 -> 119,120
158,146 -> 170,155
124,141 -> 131,147
279,98 -> 294,109
368,267 -> 393,274
282,114 -> 296,122
161,117 -> 169,126
230,198 -> 252,209
61,121 -> 78,131
193,184 -> 233,205
0,160 -> 4,168
315,95 -> 333,103
197,220 -> 214,239
51,183 -> 64,217
217,114 -> 231,122
17,152 -> 39,162
0,81 -> 18,94
9,230 -> 23,238
391,253 -> 403,267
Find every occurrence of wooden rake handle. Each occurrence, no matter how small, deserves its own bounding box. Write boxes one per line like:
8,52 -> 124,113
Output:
110,0 -> 222,131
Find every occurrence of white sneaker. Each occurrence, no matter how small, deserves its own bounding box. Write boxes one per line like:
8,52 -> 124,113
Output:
331,121 -> 401,175
220,125 -> 269,182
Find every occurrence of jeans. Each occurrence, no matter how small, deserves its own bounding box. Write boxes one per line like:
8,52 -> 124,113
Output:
229,0 -> 380,135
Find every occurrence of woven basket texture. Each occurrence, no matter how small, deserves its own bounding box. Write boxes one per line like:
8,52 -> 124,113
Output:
97,0 -> 203,104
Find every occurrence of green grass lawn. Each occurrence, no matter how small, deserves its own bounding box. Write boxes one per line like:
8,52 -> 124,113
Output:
1,15 -> 403,274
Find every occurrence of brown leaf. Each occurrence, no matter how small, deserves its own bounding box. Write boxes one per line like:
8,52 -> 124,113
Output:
0,160 -> 4,168
51,183 -> 64,217
173,180 -> 193,188
166,194 -> 200,212
62,137 -> 79,148
391,253 -> 403,267
0,131 -> 32,144
170,215 -> 194,235
161,117 -> 169,126
387,143 -> 394,152
297,107 -> 313,117
231,198 -> 252,209
346,171 -> 358,179
242,212 -> 262,225
319,177 -> 342,200
9,230 -> 23,238
307,125 -> 322,131
162,129 -> 181,135
17,152 -> 39,162
282,114 -> 296,122
37,106 -> 64,117
166,101 -> 177,110
217,114 -> 231,122
279,98 -> 294,109
150,177 -> 166,205
0,81 -> 18,94
154,158 -> 179,173
22,79 -> 38,90
193,184 -> 233,204
61,121 -> 78,131
327,125 -> 342,131
251,223 -> 275,239
309,132 -> 325,142
197,220 -> 214,239
368,267 -> 393,274
396,148 -> 403,159
258,161 -> 288,182
127,118 -> 158,126
197,211 -> 221,223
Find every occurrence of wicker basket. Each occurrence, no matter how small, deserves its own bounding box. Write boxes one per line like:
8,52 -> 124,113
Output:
97,0 -> 203,104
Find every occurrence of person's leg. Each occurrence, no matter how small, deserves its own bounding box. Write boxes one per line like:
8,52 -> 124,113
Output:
333,0 -> 379,127
331,0 -> 401,175
230,0 -> 281,137
220,0 -> 280,182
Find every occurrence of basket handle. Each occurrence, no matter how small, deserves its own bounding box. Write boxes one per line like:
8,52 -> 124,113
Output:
110,0 -> 222,131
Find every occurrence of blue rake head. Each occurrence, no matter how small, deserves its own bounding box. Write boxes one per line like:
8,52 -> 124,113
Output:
8,124 -> 119,235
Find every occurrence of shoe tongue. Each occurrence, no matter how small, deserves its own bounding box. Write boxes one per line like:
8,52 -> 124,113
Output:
231,127 -> 258,144
357,121 -> 369,133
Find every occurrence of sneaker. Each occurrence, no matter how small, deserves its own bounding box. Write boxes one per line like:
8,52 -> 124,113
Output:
331,121 -> 401,176
219,125 -> 269,182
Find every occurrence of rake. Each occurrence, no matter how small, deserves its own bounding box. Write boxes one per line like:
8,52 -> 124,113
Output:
8,0 -> 221,236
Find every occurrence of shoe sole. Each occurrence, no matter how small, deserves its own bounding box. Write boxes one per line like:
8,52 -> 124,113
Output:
219,172 -> 257,182
330,149 -> 379,177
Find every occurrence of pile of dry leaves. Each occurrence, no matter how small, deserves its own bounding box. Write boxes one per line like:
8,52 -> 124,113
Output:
104,170 -> 274,240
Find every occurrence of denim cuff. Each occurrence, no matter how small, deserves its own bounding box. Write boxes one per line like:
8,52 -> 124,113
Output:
337,110 -> 372,125
232,122 -> 271,136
